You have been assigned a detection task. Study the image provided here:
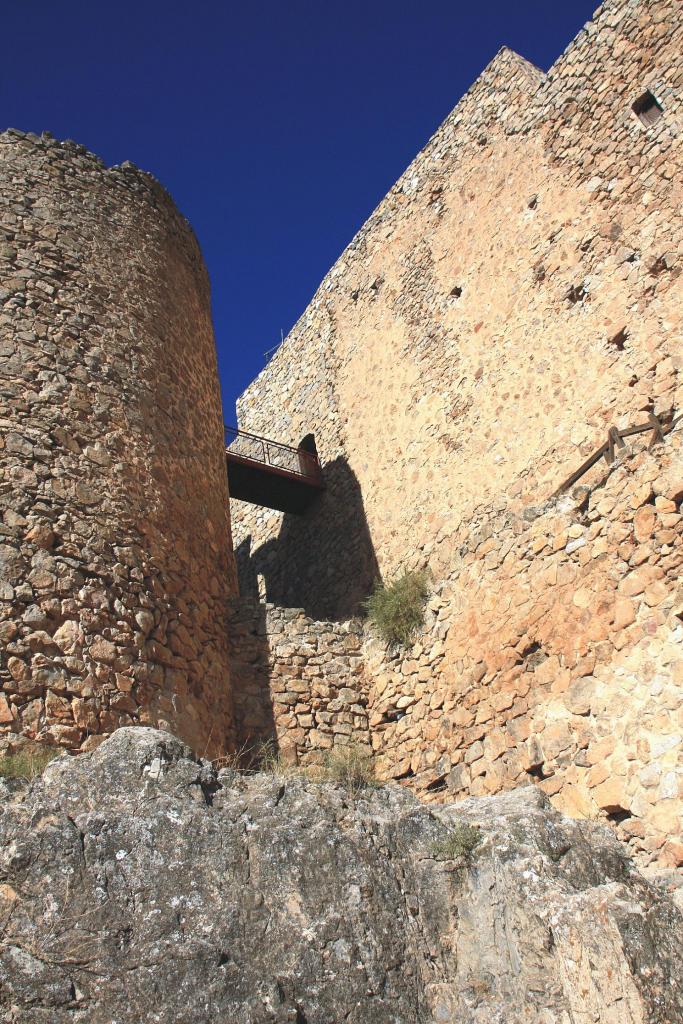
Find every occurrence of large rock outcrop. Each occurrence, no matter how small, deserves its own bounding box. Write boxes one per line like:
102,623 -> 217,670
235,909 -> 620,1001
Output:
1,728 -> 681,1023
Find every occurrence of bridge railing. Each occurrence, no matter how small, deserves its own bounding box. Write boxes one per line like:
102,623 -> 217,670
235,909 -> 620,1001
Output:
225,426 -> 323,485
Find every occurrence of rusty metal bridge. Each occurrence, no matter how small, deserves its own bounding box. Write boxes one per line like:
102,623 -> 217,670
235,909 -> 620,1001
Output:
225,426 -> 325,514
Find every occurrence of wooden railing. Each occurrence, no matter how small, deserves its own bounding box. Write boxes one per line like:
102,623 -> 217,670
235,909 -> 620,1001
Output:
553,409 -> 680,496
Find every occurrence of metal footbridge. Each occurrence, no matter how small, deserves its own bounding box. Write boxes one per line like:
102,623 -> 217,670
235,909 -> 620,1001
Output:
225,426 -> 325,514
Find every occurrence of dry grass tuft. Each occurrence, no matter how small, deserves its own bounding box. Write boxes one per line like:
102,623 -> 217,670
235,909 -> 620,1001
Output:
315,743 -> 377,796
431,822 -> 482,862
0,745 -> 60,780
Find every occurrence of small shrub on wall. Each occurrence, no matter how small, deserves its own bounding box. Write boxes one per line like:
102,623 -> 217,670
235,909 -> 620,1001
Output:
364,570 -> 430,646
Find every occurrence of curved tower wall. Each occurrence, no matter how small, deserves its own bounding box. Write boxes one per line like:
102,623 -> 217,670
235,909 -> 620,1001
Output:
0,130 -> 237,757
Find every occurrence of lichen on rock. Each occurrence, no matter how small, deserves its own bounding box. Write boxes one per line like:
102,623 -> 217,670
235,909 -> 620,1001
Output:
1,727 -> 681,1023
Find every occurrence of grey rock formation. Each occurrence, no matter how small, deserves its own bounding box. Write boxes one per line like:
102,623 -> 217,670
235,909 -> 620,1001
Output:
1,727 -> 681,1023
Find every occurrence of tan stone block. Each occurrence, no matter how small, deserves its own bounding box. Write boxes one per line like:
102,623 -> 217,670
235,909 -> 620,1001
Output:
612,597 -> 636,630
521,735 -> 544,772
25,525 -> 57,549
543,563 -> 558,586
482,761 -> 506,793
484,727 -> 508,762
631,483 -> 654,509
660,840 -> 683,868
643,580 -> 669,607
506,717 -> 530,743
648,800 -> 682,835
620,567 -> 653,597
464,740 -> 484,764
565,677 -> 594,716
446,763 -> 470,793
633,505 -> 656,542
396,694 -> 415,710
0,694 -> 14,723
72,697 -> 99,731
540,776 -> 563,797
90,637 -> 117,663
653,468 -> 683,505
307,730 -> 333,749
475,702 -> 494,725
586,736 -> 616,765
45,690 -> 72,721
655,497 -> 677,513
551,783 -> 593,819
47,724 -> 83,748
452,707 -> 475,728
541,721 -> 574,759
593,778 -> 630,812
80,734 -> 107,752
7,657 -> 29,682
556,562 -> 577,586
52,619 -> 83,655
491,691 -> 514,713
429,690 -> 444,710
586,763 -> 609,789
572,587 -> 592,609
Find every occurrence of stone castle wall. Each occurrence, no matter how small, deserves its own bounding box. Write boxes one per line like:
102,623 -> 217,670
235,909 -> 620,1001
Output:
0,130 -> 237,757
1,0 -> 679,869
232,0 -> 681,597
228,599 -> 370,761
228,0 -> 683,868
229,431 -> 683,868
362,437 -> 683,869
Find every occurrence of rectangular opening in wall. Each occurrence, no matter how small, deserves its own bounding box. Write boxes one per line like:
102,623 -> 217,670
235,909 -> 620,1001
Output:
632,90 -> 663,127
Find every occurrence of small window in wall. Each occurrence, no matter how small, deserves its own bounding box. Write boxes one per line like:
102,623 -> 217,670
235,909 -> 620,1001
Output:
632,90 -> 663,127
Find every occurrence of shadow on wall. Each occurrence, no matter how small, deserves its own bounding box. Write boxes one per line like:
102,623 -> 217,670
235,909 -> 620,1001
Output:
228,599 -> 279,758
235,456 -> 379,621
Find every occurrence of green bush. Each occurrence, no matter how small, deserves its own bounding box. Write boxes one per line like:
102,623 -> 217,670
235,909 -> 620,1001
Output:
364,570 -> 430,646
431,822 -> 482,862
318,743 -> 377,796
0,746 -> 60,780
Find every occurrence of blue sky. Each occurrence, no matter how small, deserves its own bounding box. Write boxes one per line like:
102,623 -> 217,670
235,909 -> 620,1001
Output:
3,0 -> 597,421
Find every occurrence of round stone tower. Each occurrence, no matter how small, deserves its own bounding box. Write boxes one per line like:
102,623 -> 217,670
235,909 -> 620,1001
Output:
0,129 -> 237,757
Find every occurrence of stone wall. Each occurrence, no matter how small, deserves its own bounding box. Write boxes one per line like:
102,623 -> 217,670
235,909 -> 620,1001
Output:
226,0 -> 683,868
228,599 -> 370,762
229,429 -> 682,869
231,0 -> 682,598
0,130 -> 237,757
364,435 -> 682,869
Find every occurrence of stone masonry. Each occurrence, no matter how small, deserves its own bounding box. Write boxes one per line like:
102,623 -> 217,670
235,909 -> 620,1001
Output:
229,0 -> 683,869
232,0 -> 681,596
0,0 -> 681,872
228,599 -> 370,763
0,130 -> 237,758
229,433 -> 683,869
